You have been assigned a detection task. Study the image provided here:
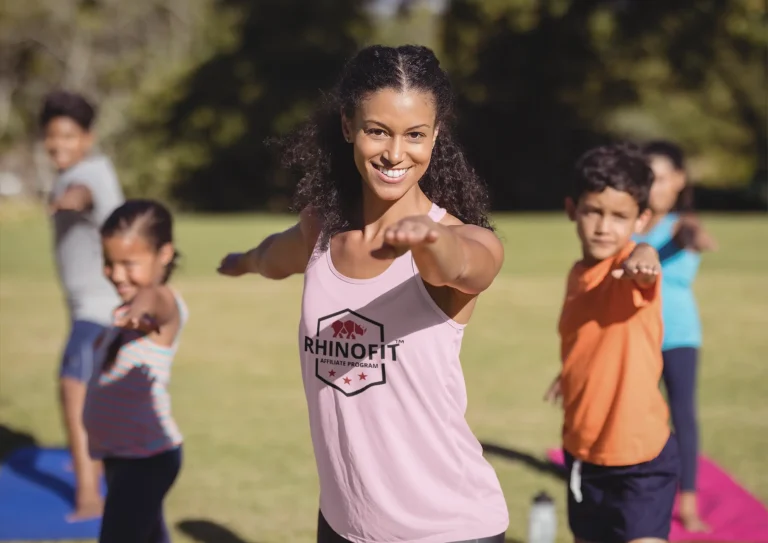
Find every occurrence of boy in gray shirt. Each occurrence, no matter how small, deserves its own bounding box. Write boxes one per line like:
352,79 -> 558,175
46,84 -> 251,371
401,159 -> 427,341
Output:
41,91 -> 124,520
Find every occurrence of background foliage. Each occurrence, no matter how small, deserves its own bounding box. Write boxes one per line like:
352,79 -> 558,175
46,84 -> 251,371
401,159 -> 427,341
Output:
1,0 -> 765,210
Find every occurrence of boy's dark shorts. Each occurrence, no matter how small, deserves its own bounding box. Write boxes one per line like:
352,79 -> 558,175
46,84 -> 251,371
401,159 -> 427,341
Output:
60,320 -> 107,382
564,435 -> 679,543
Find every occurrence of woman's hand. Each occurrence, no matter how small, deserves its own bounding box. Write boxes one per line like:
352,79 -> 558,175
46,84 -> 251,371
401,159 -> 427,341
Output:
217,252 -> 255,277
375,214 -> 503,295
380,216 -> 442,256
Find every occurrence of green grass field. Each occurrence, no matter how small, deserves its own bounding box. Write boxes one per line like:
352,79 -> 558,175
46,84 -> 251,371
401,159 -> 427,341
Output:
1,210 -> 767,543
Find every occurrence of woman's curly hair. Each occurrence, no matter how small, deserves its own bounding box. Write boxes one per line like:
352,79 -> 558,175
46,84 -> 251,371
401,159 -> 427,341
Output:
278,44 -> 493,249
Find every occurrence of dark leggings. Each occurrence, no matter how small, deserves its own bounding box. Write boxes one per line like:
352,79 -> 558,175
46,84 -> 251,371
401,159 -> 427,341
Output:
100,447 -> 182,543
662,347 -> 699,492
317,510 -> 505,543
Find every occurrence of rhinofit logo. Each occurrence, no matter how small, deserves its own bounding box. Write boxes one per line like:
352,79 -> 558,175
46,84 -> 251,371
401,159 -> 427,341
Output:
304,309 -> 401,397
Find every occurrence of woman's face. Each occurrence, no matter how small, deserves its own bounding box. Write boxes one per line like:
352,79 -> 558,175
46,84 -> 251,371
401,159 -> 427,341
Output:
342,88 -> 438,202
648,155 -> 686,213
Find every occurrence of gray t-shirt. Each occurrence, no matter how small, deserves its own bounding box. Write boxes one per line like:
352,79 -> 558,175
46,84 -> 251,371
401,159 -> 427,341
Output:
50,154 -> 124,325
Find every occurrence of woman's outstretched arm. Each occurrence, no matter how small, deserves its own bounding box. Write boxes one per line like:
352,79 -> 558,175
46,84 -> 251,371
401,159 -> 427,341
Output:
380,215 -> 504,295
217,207 -> 320,280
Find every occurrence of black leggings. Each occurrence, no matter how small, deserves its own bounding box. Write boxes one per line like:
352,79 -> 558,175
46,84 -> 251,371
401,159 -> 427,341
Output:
662,347 -> 699,492
317,510 -> 505,543
99,447 -> 182,543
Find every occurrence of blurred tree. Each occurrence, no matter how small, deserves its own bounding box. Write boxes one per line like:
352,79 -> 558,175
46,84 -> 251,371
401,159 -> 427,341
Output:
0,0 -> 222,193
607,0 -> 767,186
368,0 -> 444,58
121,0 -> 372,211
441,0 -> 766,210
442,0 -> 617,210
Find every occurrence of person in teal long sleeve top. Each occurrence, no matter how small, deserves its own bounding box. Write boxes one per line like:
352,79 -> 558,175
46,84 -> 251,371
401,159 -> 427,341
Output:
634,141 -> 717,533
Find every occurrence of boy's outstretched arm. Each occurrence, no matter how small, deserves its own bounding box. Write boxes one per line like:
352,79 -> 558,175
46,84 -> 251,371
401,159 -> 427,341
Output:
49,184 -> 93,214
217,207 -> 320,280
611,243 -> 660,288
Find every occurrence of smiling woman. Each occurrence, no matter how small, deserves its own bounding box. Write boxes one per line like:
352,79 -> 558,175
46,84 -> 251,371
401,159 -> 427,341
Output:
280,44 -> 494,249
218,45 -> 508,543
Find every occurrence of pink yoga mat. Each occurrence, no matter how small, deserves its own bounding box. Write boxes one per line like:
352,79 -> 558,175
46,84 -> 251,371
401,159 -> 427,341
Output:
547,448 -> 768,542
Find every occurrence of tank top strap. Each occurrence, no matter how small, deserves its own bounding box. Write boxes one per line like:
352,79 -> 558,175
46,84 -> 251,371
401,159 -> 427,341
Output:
171,288 -> 189,325
428,202 -> 447,222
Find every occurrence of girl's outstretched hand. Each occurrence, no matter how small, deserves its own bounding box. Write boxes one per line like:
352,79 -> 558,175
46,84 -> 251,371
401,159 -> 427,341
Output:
676,217 -> 718,252
115,307 -> 159,334
217,252 -> 250,277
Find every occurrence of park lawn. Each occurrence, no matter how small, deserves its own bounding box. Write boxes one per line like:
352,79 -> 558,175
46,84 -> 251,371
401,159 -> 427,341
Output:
1,211 -> 767,543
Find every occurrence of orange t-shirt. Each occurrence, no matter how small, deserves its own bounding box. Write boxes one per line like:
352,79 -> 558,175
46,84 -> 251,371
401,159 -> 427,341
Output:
558,242 -> 669,466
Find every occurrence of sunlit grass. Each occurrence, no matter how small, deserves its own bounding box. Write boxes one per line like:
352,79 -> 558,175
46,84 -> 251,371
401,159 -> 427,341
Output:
1,211 -> 766,542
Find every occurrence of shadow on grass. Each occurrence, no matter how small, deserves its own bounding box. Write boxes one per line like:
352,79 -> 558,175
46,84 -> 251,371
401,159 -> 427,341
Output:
0,424 -> 36,461
178,519 -> 258,543
481,441 -> 567,482
0,424 -> 78,505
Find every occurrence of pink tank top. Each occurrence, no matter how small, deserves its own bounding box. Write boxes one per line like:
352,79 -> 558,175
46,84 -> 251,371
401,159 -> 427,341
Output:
299,203 -> 508,543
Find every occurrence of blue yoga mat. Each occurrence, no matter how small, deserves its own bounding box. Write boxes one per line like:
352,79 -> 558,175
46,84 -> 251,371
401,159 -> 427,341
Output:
0,446 -> 105,541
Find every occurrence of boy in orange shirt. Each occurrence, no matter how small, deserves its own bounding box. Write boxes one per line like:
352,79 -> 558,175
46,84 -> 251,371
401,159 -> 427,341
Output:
546,143 -> 678,543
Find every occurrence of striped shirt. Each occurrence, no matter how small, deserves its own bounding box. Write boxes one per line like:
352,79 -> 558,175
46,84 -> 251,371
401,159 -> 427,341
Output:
84,290 -> 188,459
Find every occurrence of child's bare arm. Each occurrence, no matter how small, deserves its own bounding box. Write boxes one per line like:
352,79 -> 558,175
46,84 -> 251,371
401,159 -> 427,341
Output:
674,215 -> 718,252
49,184 -> 93,214
114,287 -> 177,334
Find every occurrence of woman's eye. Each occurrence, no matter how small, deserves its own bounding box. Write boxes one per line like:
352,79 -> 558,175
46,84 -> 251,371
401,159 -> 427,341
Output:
407,132 -> 426,140
366,128 -> 387,137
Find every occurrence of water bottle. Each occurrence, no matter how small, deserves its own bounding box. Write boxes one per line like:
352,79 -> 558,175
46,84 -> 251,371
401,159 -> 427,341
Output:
527,490 -> 556,543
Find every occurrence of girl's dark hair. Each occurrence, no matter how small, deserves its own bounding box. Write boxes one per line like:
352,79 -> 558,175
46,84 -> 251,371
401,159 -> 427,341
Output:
643,139 -> 695,212
279,44 -> 493,249
100,199 -> 178,373
39,90 -> 96,131
100,199 -> 179,283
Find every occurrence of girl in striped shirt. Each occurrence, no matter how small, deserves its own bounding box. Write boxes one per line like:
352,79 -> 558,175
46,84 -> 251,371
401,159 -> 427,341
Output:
84,199 -> 187,543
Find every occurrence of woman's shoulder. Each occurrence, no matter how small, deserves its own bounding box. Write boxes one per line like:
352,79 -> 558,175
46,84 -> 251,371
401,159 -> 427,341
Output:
439,211 -> 464,227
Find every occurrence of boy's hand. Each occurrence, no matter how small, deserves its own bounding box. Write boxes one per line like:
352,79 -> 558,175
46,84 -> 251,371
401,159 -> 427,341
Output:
48,185 -> 92,215
544,374 -> 562,405
612,243 -> 660,287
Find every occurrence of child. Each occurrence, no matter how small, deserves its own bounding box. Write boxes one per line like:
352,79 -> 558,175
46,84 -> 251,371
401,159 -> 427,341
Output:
634,140 -> 717,533
545,143 -> 678,543
83,199 -> 186,543
41,90 -> 125,519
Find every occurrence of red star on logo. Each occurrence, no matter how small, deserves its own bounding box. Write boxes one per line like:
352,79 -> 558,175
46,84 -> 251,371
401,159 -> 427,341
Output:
328,370 -> 336,377
343,377 -> 352,385
358,372 -> 367,381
